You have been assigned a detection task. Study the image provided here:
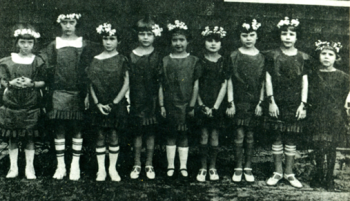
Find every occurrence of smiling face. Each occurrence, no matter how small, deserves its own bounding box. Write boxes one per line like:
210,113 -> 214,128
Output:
280,29 -> 297,48
319,49 -> 336,68
171,34 -> 188,54
240,31 -> 257,48
138,31 -> 155,47
205,38 -> 221,53
102,36 -> 119,52
60,19 -> 77,36
17,38 -> 34,55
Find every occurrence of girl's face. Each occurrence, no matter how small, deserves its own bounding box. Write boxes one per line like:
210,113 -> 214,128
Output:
319,49 -> 336,68
240,31 -> 257,48
60,19 -> 77,36
280,29 -> 297,48
17,38 -> 34,55
171,34 -> 189,54
205,38 -> 221,53
103,36 -> 119,52
138,31 -> 155,47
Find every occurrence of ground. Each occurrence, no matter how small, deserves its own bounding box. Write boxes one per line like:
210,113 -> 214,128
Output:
0,138 -> 349,201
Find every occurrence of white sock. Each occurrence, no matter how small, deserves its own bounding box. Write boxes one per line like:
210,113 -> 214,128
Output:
96,147 -> 106,172
9,148 -> 19,170
166,145 -> 176,169
178,147 -> 189,170
109,145 -> 119,170
54,139 -> 65,168
71,138 -> 83,167
25,149 -> 35,168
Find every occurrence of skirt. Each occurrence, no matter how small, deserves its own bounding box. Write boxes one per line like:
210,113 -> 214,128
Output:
48,90 -> 84,120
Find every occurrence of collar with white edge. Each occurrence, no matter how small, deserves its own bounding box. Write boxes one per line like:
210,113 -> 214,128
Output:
169,53 -> 190,59
94,52 -> 119,60
11,53 -> 35,64
55,37 -> 83,49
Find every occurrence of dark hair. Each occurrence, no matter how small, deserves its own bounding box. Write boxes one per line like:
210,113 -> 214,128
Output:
97,22 -> 121,42
13,24 -> 38,52
167,28 -> 192,44
134,16 -> 156,33
235,18 -> 262,40
273,17 -> 303,42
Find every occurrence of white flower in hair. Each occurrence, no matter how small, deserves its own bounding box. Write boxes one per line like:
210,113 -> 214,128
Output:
151,24 -> 163,37
277,17 -> 299,29
242,23 -> 250,31
56,13 -> 82,23
251,19 -> 261,30
315,40 -> 342,53
201,26 -> 226,38
96,23 -> 117,36
14,29 -> 40,38
167,20 -> 188,31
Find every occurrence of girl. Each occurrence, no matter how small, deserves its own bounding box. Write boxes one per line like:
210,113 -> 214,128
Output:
196,26 -> 227,182
265,17 -> 309,188
309,41 -> 349,191
42,12 -> 89,180
87,23 -> 129,182
159,20 -> 200,178
0,24 -> 46,179
227,19 -> 265,183
129,17 -> 162,180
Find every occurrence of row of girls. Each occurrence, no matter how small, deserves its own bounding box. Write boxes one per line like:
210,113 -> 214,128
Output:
0,12 -> 349,191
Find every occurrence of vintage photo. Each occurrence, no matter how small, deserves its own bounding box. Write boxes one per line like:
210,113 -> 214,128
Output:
0,0 -> 349,200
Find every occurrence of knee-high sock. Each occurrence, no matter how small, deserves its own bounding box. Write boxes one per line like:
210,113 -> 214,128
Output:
109,145 -> 120,170
272,144 -> 283,173
9,148 -> 19,170
178,147 -> 189,170
245,142 -> 254,168
209,146 -> 219,169
285,145 -> 296,174
199,145 -> 208,169
71,138 -> 83,167
166,145 -> 176,169
96,146 -> 106,172
54,139 -> 65,168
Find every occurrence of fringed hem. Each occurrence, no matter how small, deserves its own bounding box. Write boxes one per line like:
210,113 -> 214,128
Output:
2,129 -> 39,138
264,120 -> 304,133
48,110 -> 83,120
142,117 -> 157,126
176,124 -> 188,131
234,117 -> 261,127
312,134 -> 333,142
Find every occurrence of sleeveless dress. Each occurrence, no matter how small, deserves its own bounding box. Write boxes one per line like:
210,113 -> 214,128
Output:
0,53 -> 46,138
159,54 -> 201,131
264,48 -> 310,133
229,50 -> 265,127
42,37 -> 88,120
129,50 -> 160,127
86,54 -> 128,128
197,56 -> 228,127
309,69 -> 349,147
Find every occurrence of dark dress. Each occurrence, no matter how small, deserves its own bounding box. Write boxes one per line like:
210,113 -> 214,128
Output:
229,50 -> 265,127
198,56 -> 227,127
160,54 -> 201,131
309,69 -> 349,147
86,54 -> 128,128
129,51 -> 160,127
264,48 -> 310,133
41,37 -> 89,120
0,54 -> 46,138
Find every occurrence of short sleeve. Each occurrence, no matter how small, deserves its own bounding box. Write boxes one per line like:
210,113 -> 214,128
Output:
158,58 -> 165,85
33,56 -> 47,82
122,56 -> 130,75
0,58 -> 10,81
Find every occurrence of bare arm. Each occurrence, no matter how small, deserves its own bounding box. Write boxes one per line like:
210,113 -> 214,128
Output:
189,79 -> 199,107
266,72 -> 279,117
226,78 -> 235,117
255,81 -> 265,116
296,75 -> 308,120
213,80 -> 227,109
159,83 -> 166,118
112,71 -> 130,104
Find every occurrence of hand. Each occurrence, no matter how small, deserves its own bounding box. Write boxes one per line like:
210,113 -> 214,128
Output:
9,78 -> 24,88
84,96 -> 89,110
255,104 -> 263,116
269,102 -> 279,118
160,106 -> 166,118
20,76 -> 34,88
347,109 -> 350,117
187,109 -> 195,117
206,108 -> 213,118
226,105 -> 236,118
97,103 -> 111,115
296,104 -> 306,120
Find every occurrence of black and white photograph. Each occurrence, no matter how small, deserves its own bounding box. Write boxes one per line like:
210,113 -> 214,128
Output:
0,0 -> 349,200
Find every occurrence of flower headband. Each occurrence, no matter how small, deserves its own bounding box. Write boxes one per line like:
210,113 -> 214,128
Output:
167,20 -> 188,31
14,29 -> 40,38
277,17 -> 299,29
151,24 -> 163,37
201,26 -> 227,38
242,19 -> 261,32
96,23 -> 117,36
57,13 -> 82,23
315,40 -> 342,53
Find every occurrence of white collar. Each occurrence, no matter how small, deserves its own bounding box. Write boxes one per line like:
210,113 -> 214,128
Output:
94,52 -> 119,60
56,37 -> 83,49
169,53 -> 190,59
11,53 -> 35,64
